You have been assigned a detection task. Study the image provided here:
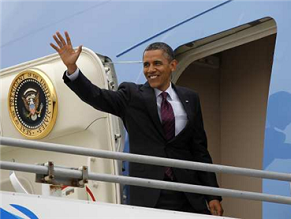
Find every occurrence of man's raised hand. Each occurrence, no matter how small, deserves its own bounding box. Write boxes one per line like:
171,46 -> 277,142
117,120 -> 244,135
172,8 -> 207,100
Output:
50,31 -> 82,74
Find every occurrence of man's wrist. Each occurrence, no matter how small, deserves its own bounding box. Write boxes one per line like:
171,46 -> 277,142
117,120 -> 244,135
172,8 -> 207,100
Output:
67,64 -> 78,75
65,68 -> 80,81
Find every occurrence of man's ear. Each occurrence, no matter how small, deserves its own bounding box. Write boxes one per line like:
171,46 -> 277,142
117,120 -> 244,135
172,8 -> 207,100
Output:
170,59 -> 178,72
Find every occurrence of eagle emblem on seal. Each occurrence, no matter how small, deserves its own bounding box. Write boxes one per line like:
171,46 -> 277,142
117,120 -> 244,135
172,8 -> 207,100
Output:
21,88 -> 44,121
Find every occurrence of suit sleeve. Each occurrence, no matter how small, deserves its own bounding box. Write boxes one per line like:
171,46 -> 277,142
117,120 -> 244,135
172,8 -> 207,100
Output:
190,93 -> 222,202
63,70 -> 131,118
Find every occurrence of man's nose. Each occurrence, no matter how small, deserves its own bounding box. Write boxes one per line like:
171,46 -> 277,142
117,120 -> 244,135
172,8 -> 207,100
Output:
147,64 -> 156,73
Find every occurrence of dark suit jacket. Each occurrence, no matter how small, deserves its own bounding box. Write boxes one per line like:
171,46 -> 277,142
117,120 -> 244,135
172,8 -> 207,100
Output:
63,70 -> 221,212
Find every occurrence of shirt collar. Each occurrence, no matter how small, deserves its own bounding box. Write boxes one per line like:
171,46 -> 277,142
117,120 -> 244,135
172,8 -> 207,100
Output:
154,83 -> 174,100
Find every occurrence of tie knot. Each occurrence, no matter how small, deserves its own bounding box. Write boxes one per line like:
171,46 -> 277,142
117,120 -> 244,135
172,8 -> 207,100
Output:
161,92 -> 168,100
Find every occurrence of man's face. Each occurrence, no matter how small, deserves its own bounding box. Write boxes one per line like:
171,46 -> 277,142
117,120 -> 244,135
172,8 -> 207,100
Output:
143,49 -> 177,91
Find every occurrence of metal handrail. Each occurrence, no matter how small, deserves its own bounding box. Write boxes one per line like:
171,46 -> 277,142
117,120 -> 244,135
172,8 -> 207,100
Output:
1,160 -> 291,205
1,137 -> 291,182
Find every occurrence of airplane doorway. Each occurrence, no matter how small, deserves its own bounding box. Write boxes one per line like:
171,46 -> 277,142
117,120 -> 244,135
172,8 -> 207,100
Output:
174,18 -> 276,219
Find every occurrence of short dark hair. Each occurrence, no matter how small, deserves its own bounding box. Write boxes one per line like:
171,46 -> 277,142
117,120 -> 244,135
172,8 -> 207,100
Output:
144,42 -> 175,62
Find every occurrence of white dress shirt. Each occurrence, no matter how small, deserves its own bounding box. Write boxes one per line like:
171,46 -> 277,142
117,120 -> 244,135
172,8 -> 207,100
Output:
66,68 -> 80,81
154,84 -> 188,136
66,68 -> 188,135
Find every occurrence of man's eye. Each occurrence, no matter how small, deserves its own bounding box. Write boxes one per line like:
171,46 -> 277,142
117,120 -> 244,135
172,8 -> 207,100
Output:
143,63 -> 149,67
154,61 -> 162,66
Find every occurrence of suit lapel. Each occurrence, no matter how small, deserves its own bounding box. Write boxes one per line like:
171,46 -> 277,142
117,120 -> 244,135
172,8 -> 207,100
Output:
140,83 -> 194,141
140,83 -> 165,139
172,84 -> 193,123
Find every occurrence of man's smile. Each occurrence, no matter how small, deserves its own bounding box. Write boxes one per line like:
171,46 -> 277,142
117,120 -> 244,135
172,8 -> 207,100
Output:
148,75 -> 159,79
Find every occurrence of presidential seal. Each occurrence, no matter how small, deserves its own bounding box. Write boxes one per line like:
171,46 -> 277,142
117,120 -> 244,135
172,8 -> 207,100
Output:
8,69 -> 58,139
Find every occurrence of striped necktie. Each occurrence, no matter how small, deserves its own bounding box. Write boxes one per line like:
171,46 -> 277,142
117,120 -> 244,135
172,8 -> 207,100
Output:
160,92 -> 175,180
161,92 -> 175,140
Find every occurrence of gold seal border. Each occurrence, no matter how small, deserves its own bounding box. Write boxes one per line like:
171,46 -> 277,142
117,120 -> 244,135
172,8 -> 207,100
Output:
8,69 -> 58,139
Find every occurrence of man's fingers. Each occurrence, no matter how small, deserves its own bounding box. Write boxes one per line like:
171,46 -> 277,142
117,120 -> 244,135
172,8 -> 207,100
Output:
210,207 -> 218,215
65,31 -> 72,46
56,31 -> 67,46
77,45 -> 82,55
53,34 -> 63,48
209,200 -> 223,216
212,205 -> 223,216
50,43 -> 59,53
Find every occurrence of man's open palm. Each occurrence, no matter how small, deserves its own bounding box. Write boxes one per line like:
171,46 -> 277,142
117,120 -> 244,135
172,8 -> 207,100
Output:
50,31 -> 82,74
